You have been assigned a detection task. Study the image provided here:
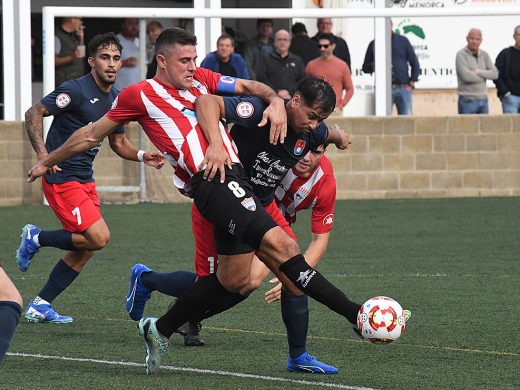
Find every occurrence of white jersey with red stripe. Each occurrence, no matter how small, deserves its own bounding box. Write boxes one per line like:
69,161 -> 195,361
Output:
274,155 -> 336,234
106,68 -> 240,195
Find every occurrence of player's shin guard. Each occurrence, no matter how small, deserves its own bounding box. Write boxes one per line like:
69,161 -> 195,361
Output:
281,291 -> 309,359
279,255 -> 361,324
156,274 -> 246,338
0,301 -> 22,362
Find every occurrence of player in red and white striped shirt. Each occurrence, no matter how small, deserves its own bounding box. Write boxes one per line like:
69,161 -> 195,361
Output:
28,28 -> 365,375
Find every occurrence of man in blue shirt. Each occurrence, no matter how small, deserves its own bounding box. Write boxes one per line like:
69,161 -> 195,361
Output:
16,32 -> 164,324
362,28 -> 420,115
200,34 -> 249,79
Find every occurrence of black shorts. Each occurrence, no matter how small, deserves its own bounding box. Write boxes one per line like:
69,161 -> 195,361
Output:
189,164 -> 277,255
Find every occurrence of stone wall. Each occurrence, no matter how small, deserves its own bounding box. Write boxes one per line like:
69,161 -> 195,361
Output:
1,116 -> 519,206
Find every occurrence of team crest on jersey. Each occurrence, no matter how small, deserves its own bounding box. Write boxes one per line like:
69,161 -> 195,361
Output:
323,213 -> 334,226
236,102 -> 254,118
294,139 -> 307,156
241,197 -> 257,211
111,96 -> 119,109
55,93 -> 71,108
295,187 -> 310,200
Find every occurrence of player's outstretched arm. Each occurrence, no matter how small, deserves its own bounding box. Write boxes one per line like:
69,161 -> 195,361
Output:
195,94 -> 231,183
108,133 -> 165,169
27,115 -> 121,182
235,79 -> 287,145
326,123 -> 351,150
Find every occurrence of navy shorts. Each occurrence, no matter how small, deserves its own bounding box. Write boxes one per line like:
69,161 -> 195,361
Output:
189,164 -> 277,255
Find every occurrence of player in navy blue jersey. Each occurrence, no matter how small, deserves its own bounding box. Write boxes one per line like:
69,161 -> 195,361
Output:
17,32 -> 164,324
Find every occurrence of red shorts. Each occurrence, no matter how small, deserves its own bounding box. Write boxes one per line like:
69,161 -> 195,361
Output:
42,178 -> 102,233
192,200 -> 297,277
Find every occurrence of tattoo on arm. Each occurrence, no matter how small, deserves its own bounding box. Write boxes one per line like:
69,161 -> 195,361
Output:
25,103 -> 49,158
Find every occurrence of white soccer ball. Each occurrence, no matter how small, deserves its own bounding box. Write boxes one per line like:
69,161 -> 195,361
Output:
357,296 -> 406,343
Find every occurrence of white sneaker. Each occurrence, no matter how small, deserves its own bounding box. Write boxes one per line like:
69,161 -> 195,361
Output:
138,317 -> 170,374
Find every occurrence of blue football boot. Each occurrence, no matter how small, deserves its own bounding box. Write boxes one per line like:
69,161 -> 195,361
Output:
286,352 -> 338,374
25,300 -> 73,324
16,224 -> 41,272
126,263 -> 152,321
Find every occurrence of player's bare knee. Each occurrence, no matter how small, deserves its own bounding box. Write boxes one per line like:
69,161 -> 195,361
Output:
90,232 -> 110,250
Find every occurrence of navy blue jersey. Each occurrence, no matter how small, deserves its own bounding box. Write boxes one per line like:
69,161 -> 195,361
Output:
225,96 -> 328,206
41,73 -> 124,184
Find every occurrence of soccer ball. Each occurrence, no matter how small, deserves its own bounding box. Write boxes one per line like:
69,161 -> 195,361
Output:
357,296 -> 406,343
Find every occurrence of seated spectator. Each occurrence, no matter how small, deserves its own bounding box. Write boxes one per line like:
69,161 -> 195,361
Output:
243,19 -> 275,79
494,25 -> 520,113
146,20 -> 163,79
456,28 -> 498,114
311,18 -> 351,69
0,265 -> 23,363
306,34 -> 354,111
290,22 -> 319,66
256,29 -> 306,99
200,34 -> 249,79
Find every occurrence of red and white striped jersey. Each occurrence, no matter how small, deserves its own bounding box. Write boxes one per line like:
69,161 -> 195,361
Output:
106,68 -> 240,194
274,155 -> 336,234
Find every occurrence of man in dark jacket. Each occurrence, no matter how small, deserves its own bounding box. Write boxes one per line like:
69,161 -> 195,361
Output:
289,22 -> 319,66
256,29 -> 306,99
494,25 -> 520,113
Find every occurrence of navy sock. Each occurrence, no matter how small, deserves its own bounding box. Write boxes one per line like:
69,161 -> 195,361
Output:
38,259 -> 80,303
156,274 -> 245,338
141,270 -> 196,297
281,290 -> 309,359
279,255 -> 361,324
38,230 -> 76,251
0,301 -> 22,363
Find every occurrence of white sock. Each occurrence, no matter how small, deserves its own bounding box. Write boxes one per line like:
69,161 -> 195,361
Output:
33,296 -> 50,306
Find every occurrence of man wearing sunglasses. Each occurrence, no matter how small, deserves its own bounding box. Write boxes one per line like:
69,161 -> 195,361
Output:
306,34 -> 354,112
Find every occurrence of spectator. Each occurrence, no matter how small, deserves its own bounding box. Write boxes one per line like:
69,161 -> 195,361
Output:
362,25 -> 420,115
55,17 -> 85,87
256,29 -> 306,99
494,25 -> 520,113
115,18 -> 140,91
289,22 -> 320,66
456,28 -> 498,114
146,20 -> 163,79
311,18 -> 351,69
306,34 -> 354,111
243,19 -> 275,79
200,34 -> 249,79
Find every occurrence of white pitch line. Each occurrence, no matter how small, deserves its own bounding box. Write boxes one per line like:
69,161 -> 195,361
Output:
7,352 -> 382,390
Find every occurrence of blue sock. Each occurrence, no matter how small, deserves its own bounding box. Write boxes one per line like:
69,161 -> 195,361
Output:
38,259 -> 80,303
38,230 -> 76,251
0,301 -> 22,363
281,290 -> 309,359
141,270 -> 196,297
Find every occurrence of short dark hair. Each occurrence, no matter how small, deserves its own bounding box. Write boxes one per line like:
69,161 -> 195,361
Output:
155,27 -> 197,56
257,18 -> 273,27
87,32 -> 122,57
291,22 -> 307,35
146,20 -> 163,34
295,77 -> 336,115
217,33 -> 235,47
317,33 -> 336,45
